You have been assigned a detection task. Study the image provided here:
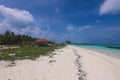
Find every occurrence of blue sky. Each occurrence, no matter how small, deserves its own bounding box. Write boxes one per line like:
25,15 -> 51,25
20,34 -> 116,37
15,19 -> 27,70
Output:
0,0 -> 120,44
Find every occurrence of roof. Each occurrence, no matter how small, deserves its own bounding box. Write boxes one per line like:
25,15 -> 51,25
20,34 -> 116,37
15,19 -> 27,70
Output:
35,39 -> 50,43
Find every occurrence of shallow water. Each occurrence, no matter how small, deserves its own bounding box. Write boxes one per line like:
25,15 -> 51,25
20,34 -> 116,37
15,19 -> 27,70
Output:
74,44 -> 120,59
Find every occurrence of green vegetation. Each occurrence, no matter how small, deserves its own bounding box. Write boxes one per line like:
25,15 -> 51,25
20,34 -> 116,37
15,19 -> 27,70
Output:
0,31 -> 36,45
0,45 -> 64,61
0,31 -> 66,61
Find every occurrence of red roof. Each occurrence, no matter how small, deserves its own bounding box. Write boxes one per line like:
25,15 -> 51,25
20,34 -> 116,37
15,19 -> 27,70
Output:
35,39 -> 49,43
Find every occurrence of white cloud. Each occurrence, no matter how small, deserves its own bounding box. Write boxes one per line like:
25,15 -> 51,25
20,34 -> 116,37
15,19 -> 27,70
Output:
20,27 -> 47,38
66,24 -> 74,31
7,25 -> 53,39
100,0 -> 120,15
66,24 -> 91,32
106,26 -> 120,31
77,25 -> 91,32
0,5 -> 34,28
55,8 -> 60,14
0,5 -> 52,39
96,20 -> 100,23
0,5 -> 34,34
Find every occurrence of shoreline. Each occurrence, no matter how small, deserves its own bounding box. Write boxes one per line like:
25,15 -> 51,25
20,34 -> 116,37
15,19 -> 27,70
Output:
72,45 -> 120,69
0,45 -> 120,80
74,45 -> 120,59
72,45 -> 120,80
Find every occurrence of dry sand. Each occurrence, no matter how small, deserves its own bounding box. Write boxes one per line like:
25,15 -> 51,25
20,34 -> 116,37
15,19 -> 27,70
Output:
72,45 -> 120,80
0,46 -> 78,80
0,45 -> 120,80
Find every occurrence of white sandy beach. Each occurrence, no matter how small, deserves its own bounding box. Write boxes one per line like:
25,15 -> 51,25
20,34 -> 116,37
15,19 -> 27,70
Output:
0,45 -> 120,80
72,45 -> 120,80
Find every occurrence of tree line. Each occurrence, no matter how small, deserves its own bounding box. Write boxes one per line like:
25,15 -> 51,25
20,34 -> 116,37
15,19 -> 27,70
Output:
0,31 -> 36,45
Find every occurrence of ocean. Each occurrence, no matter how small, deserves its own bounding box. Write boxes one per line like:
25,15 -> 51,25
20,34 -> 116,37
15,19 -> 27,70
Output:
74,44 -> 120,59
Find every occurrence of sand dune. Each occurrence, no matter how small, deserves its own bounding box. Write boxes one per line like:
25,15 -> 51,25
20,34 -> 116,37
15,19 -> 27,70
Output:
0,45 -> 120,80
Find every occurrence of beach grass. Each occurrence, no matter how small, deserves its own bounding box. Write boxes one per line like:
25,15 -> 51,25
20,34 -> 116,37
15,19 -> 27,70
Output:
0,45 -> 64,61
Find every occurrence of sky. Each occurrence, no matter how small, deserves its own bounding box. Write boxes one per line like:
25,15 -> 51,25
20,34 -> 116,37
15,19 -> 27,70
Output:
0,0 -> 120,44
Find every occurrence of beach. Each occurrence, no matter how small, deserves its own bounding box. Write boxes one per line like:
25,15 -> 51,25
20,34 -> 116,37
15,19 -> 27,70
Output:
72,45 -> 120,80
0,45 -> 120,80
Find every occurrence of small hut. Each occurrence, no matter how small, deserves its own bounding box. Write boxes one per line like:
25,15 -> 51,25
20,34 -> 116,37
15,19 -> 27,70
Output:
35,39 -> 53,47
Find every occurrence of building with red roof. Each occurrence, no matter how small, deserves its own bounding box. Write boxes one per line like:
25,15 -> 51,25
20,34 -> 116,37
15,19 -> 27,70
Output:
35,39 -> 49,43
35,39 -> 54,46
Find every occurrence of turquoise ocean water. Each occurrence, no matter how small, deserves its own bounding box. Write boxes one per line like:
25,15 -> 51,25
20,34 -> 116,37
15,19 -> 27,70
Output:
73,44 -> 120,59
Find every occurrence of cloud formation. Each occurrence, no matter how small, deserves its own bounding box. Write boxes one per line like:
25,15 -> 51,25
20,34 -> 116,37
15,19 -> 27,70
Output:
100,0 -> 120,14
0,5 -> 69,41
0,5 -> 43,37
66,24 -> 74,31
55,8 -> 60,14
0,5 -> 34,28
77,25 -> 91,32
66,24 -> 91,32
